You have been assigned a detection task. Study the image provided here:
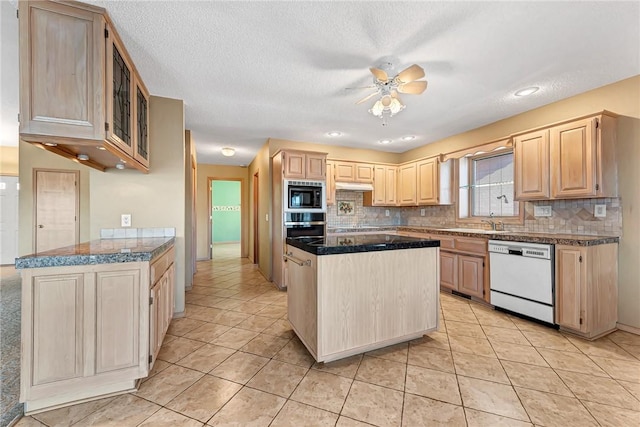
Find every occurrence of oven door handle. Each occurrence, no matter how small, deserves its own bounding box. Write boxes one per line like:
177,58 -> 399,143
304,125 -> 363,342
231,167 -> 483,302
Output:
284,221 -> 326,226
284,254 -> 312,267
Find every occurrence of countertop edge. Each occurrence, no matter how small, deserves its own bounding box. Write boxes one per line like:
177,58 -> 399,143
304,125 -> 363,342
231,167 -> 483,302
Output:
286,235 -> 440,256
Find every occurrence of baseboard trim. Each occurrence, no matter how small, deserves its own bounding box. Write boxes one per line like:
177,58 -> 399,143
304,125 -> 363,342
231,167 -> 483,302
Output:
616,323 -> 640,335
172,311 -> 185,319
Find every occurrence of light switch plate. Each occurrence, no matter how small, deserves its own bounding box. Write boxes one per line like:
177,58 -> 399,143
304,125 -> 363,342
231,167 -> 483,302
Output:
594,204 -> 606,218
534,206 -> 552,217
385,209 -> 390,217
121,214 -> 131,227
420,209 -> 426,216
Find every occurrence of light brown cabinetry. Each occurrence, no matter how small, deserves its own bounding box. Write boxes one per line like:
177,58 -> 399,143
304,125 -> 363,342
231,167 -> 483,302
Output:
19,0 -> 149,173
417,158 -> 439,204
326,160 -> 335,205
514,112 -> 617,200
398,163 -> 417,205
19,246 -> 175,414
363,165 -> 397,206
285,246 -> 318,356
334,162 -> 374,183
514,130 -> 550,200
438,235 -> 488,302
282,151 -> 326,180
555,244 -> 618,339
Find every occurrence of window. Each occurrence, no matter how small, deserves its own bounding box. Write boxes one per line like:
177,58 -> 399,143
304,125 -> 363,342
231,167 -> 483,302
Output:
458,150 -> 521,221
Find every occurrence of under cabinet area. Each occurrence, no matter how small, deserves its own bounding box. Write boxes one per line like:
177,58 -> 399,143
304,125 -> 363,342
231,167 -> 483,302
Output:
555,243 -> 618,339
19,0 -> 150,172
18,243 -> 175,414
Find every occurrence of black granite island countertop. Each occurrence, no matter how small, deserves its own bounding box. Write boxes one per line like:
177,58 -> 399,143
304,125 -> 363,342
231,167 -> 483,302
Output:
15,237 -> 175,269
286,234 -> 440,256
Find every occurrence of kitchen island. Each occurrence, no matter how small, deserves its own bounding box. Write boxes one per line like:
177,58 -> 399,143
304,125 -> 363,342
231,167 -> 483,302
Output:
285,234 -> 440,363
16,236 -> 175,414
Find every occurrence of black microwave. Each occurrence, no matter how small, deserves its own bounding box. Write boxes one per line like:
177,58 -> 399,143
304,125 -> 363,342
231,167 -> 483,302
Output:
284,180 -> 326,212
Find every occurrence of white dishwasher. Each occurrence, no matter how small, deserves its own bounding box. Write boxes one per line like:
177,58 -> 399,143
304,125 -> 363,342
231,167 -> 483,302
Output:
489,240 -> 555,324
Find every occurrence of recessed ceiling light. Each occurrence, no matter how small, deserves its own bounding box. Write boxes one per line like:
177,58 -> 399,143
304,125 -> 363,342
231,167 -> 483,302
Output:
77,154 -> 89,161
43,142 -> 57,147
326,131 -> 342,137
514,87 -> 539,97
401,135 -> 415,141
115,163 -> 125,170
97,146 -> 106,150
379,139 -> 393,145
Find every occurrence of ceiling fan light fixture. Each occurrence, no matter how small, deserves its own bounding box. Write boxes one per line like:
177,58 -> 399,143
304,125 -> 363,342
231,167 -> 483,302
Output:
515,86 -> 539,97
326,131 -> 342,137
369,99 -> 385,117
221,147 -> 235,157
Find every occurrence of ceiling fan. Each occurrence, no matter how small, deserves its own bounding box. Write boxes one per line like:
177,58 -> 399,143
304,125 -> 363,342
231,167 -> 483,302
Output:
352,63 -> 428,121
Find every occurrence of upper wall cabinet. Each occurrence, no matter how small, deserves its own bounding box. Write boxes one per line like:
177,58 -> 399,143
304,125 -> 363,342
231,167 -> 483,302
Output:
396,157 -> 452,206
514,112 -> 617,200
334,162 -> 374,183
19,0 -> 150,173
363,165 -> 397,206
326,160 -> 336,205
282,150 -> 326,180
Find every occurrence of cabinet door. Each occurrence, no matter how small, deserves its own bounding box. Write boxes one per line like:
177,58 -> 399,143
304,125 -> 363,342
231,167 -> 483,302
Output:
514,130 -> 550,200
30,273 -> 85,386
149,282 -> 161,363
306,154 -> 326,180
106,27 -> 134,156
335,162 -> 356,182
398,163 -> 417,205
417,158 -> 438,205
19,1 -> 105,140
458,255 -> 484,299
282,152 -> 306,179
326,161 -> 336,205
440,251 -> 457,291
555,246 -> 587,331
385,166 -> 398,205
372,165 -> 386,205
95,269 -> 141,374
355,164 -> 374,183
133,75 -> 150,168
550,118 -> 597,198
286,246 -> 317,355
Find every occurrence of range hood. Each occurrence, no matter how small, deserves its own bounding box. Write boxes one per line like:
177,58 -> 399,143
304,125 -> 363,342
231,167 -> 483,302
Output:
335,182 -> 374,191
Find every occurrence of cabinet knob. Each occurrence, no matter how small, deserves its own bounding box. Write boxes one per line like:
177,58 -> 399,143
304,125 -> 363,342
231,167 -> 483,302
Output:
38,224 -> 44,228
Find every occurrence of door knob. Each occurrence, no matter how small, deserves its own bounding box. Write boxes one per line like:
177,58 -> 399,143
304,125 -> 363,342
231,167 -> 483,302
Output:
38,224 -> 44,228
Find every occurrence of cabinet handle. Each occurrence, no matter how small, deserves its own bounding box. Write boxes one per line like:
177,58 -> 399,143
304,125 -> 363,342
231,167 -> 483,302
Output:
38,224 -> 44,228
284,254 -> 311,267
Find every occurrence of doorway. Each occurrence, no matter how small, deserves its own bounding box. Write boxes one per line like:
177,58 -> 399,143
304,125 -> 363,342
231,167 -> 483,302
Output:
208,179 -> 242,259
34,169 -> 79,253
0,176 -> 19,264
253,172 -> 259,265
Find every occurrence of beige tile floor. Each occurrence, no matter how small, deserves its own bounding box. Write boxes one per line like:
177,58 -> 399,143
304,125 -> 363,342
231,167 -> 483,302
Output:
17,243 -> 640,426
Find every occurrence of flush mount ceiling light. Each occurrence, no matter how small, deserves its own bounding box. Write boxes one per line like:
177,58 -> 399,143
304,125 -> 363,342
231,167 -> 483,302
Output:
349,63 -> 428,125
401,135 -> 416,141
326,131 -> 342,137
379,139 -> 393,145
221,147 -> 235,157
77,154 -> 89,161
514,86 -> 540,97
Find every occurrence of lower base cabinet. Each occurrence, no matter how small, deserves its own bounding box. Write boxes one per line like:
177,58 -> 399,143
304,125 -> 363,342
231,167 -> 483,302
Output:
555,243 -> 618,339
20,247 -> 175,414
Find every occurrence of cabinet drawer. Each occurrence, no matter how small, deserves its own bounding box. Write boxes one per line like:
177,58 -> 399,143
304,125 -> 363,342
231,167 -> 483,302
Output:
454,237 -> 487,255
434,236 -> 455,250
150,246 -> 175,285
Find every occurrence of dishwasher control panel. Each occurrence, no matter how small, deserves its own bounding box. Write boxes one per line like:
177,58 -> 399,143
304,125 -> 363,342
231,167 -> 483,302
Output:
488,240 -> 553,260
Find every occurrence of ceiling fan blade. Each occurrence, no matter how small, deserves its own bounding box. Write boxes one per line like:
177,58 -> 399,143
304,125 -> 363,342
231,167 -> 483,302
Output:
344,85 -> 377,91
397,80 -> 428,95
396,64 -> 425,83
356,91 -> 379,105
369,67 -> 388,82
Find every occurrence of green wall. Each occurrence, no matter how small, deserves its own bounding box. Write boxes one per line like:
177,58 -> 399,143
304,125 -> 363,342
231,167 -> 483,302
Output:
212,180 -> 241,243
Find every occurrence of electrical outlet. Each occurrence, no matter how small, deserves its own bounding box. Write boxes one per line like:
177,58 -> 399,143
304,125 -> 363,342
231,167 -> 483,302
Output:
594,204 -> 606,218
420,209 -> 426,216
385,209 -> 390,217
534,206 -> 552,217
265,214 -> 269,222
121,214 -> 131,227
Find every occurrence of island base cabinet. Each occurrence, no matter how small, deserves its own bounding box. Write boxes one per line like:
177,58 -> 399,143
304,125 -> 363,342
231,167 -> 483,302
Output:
20,262 -> 151,414
555,243 -> 618,340
287,245 -> 440,363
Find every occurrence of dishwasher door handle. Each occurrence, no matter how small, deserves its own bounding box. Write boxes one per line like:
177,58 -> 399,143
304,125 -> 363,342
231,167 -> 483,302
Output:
508,249 -> 523,256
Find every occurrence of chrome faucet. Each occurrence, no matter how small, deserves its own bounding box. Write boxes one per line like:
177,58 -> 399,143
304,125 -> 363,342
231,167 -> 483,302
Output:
481,219 -> 496,230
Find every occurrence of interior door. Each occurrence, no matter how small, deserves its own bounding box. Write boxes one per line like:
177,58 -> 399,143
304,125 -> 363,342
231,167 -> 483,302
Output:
0,176 -> 19,264
35,170 -> 79,252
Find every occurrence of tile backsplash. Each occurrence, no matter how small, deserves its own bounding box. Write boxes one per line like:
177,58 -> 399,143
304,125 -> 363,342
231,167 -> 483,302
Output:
328,191 -> 622,236
100,227 -> 176,239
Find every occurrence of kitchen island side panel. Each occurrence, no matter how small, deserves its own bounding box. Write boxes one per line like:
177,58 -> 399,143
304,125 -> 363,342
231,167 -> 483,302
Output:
316,247 -> 439,360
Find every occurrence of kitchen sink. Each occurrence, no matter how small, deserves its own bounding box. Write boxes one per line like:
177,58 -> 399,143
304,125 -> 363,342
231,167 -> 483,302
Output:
437,228 -> 510,234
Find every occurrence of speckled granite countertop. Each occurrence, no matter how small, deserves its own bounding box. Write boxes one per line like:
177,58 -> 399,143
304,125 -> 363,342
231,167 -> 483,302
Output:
327,226 -> 618,246
15,237 -> 175,269
287,234 -> 439,255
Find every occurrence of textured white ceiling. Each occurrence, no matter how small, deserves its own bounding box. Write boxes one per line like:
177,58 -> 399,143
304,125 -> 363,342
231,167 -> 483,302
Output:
84,1 -> 639,166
